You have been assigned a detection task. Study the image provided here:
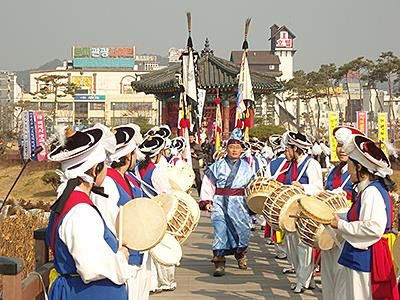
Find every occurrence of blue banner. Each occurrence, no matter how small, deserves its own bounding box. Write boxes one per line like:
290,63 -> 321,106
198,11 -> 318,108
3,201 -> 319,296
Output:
28,111 -> 38,160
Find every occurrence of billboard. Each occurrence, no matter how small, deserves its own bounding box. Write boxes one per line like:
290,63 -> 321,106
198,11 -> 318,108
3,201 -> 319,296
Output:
74,95 -> 106,101
72,46 -> 135,68
71,76 -> 93,92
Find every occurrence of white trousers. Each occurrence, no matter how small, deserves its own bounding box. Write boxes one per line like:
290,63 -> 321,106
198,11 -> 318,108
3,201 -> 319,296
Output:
151,258 -> 176,289
336,266 -> 372,300
296,241 -> 314,288
127,252 -> 151,300
321,246 -> 344,300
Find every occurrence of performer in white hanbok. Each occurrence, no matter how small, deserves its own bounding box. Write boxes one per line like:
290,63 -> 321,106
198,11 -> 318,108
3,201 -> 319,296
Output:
281,131 -> 323,293
265,134 -> 290,261
91,124 -> 152,300
331,135 -> 399,300
200,128 -> 254,277
320,125 -> 363,300
46,126 -> 131,300
136,133 -> 177,292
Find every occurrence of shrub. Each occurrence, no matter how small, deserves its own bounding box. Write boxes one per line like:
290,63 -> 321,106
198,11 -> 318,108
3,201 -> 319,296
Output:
41,171 -> 60,192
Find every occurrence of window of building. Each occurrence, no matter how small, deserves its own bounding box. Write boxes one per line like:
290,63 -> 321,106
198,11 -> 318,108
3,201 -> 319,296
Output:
57,102 -> 73,110
26,102 -> 39,111
75,102 -> 88,115
112,102 -> 129,110
123,85 -> 134,94
41,102 -> 55,110
90,102 -> 105,110
90,117 -> 105,124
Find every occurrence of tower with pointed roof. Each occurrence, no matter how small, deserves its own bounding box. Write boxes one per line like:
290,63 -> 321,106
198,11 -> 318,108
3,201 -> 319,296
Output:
269,24 -> 296,81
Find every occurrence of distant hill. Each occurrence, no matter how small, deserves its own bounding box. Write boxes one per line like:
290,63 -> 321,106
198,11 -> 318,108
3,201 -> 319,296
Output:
15,54 -> 169,91
16,59 -> 63,91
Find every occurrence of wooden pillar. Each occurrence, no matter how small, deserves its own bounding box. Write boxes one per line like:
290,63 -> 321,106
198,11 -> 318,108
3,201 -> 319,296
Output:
34,228 -> 49,270
0,257 -> 24,300
222,99 -> 230,140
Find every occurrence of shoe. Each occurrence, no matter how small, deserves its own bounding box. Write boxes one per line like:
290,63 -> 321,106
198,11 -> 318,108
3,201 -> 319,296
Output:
237,256 -> 248,269
213,260 -> 226,277
290,283 -> 296,290
266,239 -> 274,245
282,267 -> 295,274
306,278 -> 316,290
275,254 -> 287,260
294,285 -> 304,294
159,284 -> 176,292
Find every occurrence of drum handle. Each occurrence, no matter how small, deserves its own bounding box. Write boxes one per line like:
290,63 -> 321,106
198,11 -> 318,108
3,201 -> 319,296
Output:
340,174 -> 351,189
131,168 -> 160,197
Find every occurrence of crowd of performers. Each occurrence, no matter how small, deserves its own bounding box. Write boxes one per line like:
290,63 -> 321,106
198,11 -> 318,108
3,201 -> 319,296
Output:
42,119 -> 399,300
199,126 -> 399,299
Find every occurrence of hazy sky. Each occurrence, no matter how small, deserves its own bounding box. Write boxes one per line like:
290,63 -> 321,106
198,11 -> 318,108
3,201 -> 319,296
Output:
1,0 -> 399,72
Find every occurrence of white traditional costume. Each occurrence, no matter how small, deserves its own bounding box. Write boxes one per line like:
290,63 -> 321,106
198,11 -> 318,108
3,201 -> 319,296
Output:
46,126 -> 131,300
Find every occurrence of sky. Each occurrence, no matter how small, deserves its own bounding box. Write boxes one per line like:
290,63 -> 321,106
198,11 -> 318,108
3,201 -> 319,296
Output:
0,0 -> 399,72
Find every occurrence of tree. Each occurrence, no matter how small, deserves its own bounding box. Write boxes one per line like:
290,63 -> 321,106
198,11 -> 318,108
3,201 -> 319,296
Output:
374,52 -> 400,138
30,75 -> 77,133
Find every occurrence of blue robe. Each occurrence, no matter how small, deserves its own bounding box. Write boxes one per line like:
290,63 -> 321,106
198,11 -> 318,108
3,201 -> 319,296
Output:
205,157 -> 254,257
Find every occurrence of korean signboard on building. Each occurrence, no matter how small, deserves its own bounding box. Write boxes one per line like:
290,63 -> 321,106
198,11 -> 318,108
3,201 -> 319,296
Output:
72,46 -> 136,68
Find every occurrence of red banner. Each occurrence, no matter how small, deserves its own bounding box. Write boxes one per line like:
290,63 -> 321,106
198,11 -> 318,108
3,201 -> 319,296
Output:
356,111 -> 368,136
34,112 -> 47,161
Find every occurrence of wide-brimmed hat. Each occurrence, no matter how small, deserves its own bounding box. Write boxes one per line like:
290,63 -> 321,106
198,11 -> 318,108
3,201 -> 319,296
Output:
333,125 -> 364,145
109,124 -> 140,162
48,126 -> 107,182
285,131 -> 312,151
171,137 -> 185,152
145,125 -> 171,139
344,134 -> 392,178
138,135 -> 166,157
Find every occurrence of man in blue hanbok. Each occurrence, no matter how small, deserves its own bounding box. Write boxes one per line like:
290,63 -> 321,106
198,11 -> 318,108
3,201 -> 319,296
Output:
199,129 -> 254,276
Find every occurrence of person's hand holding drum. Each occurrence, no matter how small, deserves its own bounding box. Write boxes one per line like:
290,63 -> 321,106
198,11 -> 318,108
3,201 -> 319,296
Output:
330,214 -> 340,229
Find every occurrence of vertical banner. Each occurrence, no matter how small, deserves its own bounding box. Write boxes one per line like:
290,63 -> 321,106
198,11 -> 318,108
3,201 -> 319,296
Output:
22,111 -> 30,160
356,111 -> 368,135
28,111 -> 38,160
328,111 -> 339,162
35,112 -> 48,161
378,112 -> 388,155
197,89 -> 206,120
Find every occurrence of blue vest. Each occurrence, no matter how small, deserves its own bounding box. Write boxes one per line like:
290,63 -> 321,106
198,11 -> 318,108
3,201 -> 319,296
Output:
338,181 -> 392,272
109,176 -> 144,265
269,156 -> 286,177
140,166 -> 157,198
126,172 -> 144,198
46,208 -> 128,300
284,156 -> 311,185
325,165 -> 352,196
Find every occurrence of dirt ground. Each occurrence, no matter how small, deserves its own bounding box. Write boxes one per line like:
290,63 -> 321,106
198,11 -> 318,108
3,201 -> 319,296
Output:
0,158 -> 57,204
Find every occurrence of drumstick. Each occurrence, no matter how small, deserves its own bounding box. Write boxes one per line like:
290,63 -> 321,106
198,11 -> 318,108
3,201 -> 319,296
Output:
118,206 -> 123,249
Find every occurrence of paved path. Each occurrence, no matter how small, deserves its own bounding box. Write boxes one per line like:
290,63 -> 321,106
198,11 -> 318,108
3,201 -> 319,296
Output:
151,211 -> 323,300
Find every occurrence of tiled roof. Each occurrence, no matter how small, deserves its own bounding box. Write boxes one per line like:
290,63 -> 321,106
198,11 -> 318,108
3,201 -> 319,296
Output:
132,40 -> 282,94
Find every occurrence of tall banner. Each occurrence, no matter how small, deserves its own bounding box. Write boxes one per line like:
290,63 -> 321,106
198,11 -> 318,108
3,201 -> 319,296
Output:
356,111 -> 368,135
28,111 -> 38,160
215,98 -> 222,150
378,112 -> 388,155
22,111 -> 30,160
197,88 -> 206,121
21,111 -> 47,161
328,111 -> 339,162
35,112 -> 48,161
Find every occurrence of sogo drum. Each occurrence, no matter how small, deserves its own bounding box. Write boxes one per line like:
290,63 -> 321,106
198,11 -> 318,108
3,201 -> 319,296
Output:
153,194 -> 194,243
262,185 -> 305,232
150,233 -> 183,266
296,196 -> 337,250
118,198 -> 167,251
245,178 -> 282,214
172,190 -> 200,243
